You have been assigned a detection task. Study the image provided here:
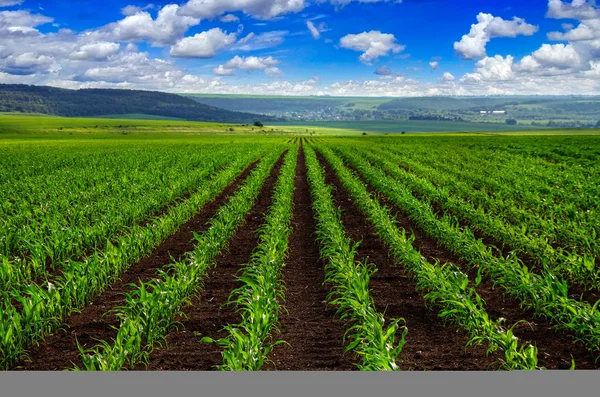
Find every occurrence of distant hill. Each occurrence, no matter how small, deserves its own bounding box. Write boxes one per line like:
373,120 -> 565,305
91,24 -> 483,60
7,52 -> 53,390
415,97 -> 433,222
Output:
0,85 -> 276,123
185,93 -> 600,120
185,94 -> 354,114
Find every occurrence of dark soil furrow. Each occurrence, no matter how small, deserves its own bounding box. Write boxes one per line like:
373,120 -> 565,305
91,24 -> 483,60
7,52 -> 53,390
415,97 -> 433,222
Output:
266,146 -> 355,371
18,160 -> 261,371
315,150 -> 500,370
143,152 -> 287,370
337,152 -> 600,370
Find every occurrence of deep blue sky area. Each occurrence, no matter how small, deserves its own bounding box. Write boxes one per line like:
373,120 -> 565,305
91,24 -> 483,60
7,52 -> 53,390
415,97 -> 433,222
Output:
0,1 -> 597,96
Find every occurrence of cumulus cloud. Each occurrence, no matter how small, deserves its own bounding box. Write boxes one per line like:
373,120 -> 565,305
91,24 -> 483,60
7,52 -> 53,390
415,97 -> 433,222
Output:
75,51 -> 183,85
1,52 -> 57,75
429,61 -> 439,71
547,0 -> 599,20
97,4 -> 200,46
0,10 -> 53,29
530,43 -> 583,69
213,55 -> 281,76
170,28 -> 237,58
121,4 -> 155,17
70,42 -> 120,61
442,71 -> 455,81
454,12 -> 538,59
340,30 -> 405,64
321,0 -> 402,7
179,0 -> 306,20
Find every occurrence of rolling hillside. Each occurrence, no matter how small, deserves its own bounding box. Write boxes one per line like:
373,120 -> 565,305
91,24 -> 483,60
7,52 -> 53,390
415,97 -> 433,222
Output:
0,85 -> 276,123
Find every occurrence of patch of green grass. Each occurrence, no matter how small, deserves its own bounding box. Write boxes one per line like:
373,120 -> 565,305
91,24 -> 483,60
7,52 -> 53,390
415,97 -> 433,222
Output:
0,114 -> 278,136
92,113 -> 185,121
272,120 -> 549,134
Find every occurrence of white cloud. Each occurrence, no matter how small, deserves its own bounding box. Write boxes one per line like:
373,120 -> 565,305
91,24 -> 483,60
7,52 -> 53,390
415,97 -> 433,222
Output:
0,0 -> 23,6
76,51 -> 183,86
442,71 -> 455,81
547,0 -> 599,20
220,14 -> 240,23
454,12 -> 538,59
429,61 -> 439,71
374,66 -> 399,76
340,30 -> 405,64
321,0 -> 402,7
1,52 -> 57,75
0,10 -> 53,29
121,5 -> 155,17
306,20 -> 320,39
70,42 -> 120,61
97,4 -> 200,46
213,55 -> 281,76
474,55 -> 515,80
530,43 -> 583,69
170,28 -> 237,58
179,0 -> 306,20
233,30 -> 287,51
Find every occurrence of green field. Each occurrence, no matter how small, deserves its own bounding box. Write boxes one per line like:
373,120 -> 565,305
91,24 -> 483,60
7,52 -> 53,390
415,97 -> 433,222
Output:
3,113 -> 600,371
0,114 -> 285,136
3,114 -> 600,138
92,113 -> 185,121
272,120 -> 552,134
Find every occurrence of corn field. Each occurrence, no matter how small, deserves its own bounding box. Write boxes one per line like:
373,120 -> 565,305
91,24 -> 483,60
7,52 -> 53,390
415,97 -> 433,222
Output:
1,134 -> 600,371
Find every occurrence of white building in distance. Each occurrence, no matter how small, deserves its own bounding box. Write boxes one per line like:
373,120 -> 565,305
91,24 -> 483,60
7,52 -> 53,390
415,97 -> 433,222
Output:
480,110 -> 506,115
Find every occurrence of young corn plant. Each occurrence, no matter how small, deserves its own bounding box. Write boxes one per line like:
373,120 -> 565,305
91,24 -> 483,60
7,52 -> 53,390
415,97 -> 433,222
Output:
317,145 -> 540,371
202,146 -> 298,371
0,150 -> 264,370
330,143 -> 600,357
354,145 -> 600,291
75,150 -> 284,371
304,145 -> 407,371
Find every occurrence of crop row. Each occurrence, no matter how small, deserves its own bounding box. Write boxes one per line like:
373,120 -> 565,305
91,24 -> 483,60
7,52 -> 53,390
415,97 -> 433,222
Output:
0,149 -> 265,369
75,150 -> 284,370
316,145 -> 539,370
0,144 -> 237,285
355,144 -> 599,290
304,145 -> 406,371
202,147 -> 298,370
330,143 -> 600,355
369,140 -> 599,259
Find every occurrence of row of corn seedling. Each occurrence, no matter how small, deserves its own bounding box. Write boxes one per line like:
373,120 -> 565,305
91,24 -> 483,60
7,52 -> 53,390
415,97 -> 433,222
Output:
358,144 -> 599,290
74,150 -> 284,370
304,145 -> 407,371
317,145 -> 539,370
0,149 -> 264,370
202,146 -> 299,370
1,145 -> 238,286
332,144 -> 600,355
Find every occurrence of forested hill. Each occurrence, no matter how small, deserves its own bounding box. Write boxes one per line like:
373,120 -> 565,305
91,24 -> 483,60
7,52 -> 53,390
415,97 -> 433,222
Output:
0,84 -> 276,123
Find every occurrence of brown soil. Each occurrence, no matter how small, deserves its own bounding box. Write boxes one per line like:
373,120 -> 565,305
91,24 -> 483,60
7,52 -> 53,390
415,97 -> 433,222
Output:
316,150 -> 500,370
265,146 -> 356,370
338,152 -> 600,370
17,160 -> 260,371
143,152 -> 286,370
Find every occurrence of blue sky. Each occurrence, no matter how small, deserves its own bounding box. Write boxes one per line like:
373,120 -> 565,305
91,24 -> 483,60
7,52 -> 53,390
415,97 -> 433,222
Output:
0,0 -> 599,96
